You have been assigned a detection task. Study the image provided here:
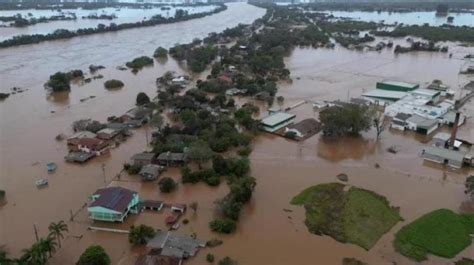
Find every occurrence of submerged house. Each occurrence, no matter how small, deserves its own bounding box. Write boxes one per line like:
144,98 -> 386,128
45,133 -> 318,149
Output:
96,128 -> 120,140
139,164 -> 163,181
146,231 -> 206,259
77,138 -> 109,155
260,112 -> 296,133
284,118 -> 321,139
134,254 -> 182,265
130,152 -> 156,167
88,186 -> 140,222
156,152 -> 187,166
67,131 -> 97,149
121,107 -> 153,128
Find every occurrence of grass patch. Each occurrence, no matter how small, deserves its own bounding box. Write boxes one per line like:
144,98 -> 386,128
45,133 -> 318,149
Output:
291,183 -> 401,250
394,209 -> 474,261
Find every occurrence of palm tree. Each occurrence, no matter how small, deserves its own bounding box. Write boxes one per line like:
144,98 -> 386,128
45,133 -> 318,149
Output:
21,242 -> 47,265
0,246 -> 15,265
48,220 -> 68,248
39,236 -> 57,258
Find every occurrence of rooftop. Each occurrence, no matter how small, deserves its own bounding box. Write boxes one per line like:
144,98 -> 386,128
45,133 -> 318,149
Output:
131,152 -> 156,161
423,146 -> 466,162
146,231 -> 206,258
378,80 -> 419,89
90,186 -> 136,213
67,131 -> 97,140
261,112 -> 296,127
362,89 -> 407,100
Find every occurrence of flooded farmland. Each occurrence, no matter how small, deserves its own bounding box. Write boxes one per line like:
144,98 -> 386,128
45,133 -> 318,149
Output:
1,2 -> 474,265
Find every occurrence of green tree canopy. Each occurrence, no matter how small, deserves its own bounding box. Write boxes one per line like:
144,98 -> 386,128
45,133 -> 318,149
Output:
76,245 -> 110,265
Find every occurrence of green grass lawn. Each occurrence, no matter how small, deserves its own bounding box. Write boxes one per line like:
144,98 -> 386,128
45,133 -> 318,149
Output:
291,183 -> 401,250
394,209 -> 474,261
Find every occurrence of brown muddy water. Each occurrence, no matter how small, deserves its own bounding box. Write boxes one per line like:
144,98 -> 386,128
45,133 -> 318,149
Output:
1,4 -> 474,265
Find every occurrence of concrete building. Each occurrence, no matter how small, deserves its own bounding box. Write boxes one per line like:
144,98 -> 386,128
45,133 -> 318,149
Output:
390,113 -> 412,131
139,164 -> 163,181
260,112 -> 296,133
406,114 -> 439,135
130,152 -> 156,167
362,89 -> 407,104
421,146 -> 466,169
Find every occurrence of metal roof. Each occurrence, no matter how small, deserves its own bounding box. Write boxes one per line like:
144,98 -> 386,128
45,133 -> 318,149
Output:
379,80 -> 419,88
260,112 -> 296,127
423,146 -> 465,162
362,89 -> 407,100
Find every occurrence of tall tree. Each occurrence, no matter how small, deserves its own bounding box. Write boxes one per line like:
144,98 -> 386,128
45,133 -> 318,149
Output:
48,220 -> 68,248
371,107 -> 388,140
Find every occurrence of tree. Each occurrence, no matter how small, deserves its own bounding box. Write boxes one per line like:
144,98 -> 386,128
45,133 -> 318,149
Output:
76,245 -> 110,265
136,92 -> 150,106
104,79 -> 124,89
150,113 -> 163,129
159,177 -> 177,193
206,253 -> 215,263
372,108 -> 388,140
40,236 -> 57,258
48,220 -> 68,248
0,246 -> 15,265
128,225 -> 156,245
209,218 -> 236,234
187,140 -> 213,169
276,96 -> 284,108
320,104 -> 372,137
153,47 -> 168,58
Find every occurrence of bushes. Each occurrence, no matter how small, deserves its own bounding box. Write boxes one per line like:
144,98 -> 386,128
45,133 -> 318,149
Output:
206,253 -> 215,263
104,79 -> 124,89
76,245 -> 110,265
159,177 -> 177,193
212,156 -> 250,177
209,218 -> 236,234
44,70 -> 85,92
181,167 -> 220,186
128,225 -> 156,246
124,164 -> 142,175
153,47 -> 168,58
218,257 -> 237,265
126,56 -> 154,69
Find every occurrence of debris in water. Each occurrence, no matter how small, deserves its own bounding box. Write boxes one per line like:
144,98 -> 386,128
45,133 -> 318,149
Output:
337,173 -> 349,182
375,163 -> 380,168
387,145 -> 399,154
283,208 -> 293,212
207,239 -> 223,247
55,134 -> 65,141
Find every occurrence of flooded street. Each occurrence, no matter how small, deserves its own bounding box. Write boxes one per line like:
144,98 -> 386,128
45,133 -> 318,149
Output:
1,2 -> 474,265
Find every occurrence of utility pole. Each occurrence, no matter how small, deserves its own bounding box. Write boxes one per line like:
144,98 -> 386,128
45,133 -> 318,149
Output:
101,163 -> 106,186
33,224 -> 39,242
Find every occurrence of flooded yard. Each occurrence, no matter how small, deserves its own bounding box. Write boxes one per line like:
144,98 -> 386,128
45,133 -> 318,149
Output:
1,2 -> 474,265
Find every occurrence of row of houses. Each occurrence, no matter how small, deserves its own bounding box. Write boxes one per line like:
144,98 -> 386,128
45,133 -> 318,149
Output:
65,106 -> 153,163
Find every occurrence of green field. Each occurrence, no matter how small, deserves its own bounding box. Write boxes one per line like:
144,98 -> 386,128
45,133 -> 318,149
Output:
291,183 -> 401,250
394,209 -> 474,261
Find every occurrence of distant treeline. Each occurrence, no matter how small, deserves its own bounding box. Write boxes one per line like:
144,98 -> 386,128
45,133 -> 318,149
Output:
0,5 -> 227,49
260,1 -> 474,12
0,2 -> 218,10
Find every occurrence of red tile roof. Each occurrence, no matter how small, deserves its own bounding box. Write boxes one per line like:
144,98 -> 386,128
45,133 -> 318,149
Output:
78,137 -> 104,149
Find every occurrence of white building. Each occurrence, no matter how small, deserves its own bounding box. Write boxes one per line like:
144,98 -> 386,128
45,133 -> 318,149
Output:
260,112 -> 296,133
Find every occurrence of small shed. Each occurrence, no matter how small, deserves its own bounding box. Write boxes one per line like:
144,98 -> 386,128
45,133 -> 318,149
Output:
285,118 -> 321,139
139,164 -> 163,181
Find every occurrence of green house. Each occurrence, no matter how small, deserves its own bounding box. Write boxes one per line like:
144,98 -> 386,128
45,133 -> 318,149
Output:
376,80 -> 419,92
88,186 -> 140,222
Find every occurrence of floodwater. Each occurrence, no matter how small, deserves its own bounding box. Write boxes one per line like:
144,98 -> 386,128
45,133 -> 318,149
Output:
0,5 -> 218,41
1,3 -> 474,265
325,10 -> 474,26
